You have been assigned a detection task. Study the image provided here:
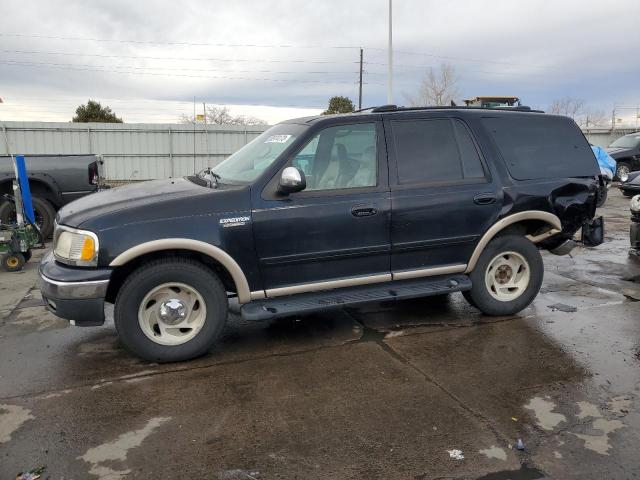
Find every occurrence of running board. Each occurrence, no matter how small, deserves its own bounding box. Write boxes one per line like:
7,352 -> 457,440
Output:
240,274 -> 471,321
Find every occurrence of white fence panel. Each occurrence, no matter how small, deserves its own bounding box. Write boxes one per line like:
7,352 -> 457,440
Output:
1,121 -> 269,180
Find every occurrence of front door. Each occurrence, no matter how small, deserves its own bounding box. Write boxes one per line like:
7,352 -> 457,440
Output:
385,116 -> 501,275
252,121 -> 391,293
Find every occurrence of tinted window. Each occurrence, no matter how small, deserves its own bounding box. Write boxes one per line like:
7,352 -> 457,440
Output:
391,118 -> 485,185
292,123 -> 377,191
482,116 -> 599,180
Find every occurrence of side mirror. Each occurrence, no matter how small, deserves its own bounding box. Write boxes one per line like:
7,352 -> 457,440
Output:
278,166 -> 306,194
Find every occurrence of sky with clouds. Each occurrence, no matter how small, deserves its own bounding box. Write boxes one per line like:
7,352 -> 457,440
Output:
0,0 -> 639,125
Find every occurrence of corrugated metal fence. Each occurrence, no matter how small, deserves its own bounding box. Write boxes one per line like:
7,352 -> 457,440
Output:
583,128 -> 638,148
1,121 -> 269,180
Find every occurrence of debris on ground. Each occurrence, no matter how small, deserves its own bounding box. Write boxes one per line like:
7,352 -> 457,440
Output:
16,466 -> 46,480
547,303 -> 578,312
516,438 -> 525,450
447,449 -> 464,460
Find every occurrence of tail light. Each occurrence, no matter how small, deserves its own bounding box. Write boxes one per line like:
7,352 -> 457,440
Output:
88,162 -> 99,185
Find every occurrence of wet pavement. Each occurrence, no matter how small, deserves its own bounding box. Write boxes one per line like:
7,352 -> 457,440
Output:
1,189 -> 640,479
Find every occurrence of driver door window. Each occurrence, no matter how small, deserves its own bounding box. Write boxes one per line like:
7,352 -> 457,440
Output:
292,123 -> 378,191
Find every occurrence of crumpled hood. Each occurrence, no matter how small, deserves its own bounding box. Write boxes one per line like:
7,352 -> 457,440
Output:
57,177 -> 219,227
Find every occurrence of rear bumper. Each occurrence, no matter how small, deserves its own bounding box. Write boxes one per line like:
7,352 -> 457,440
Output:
38,252 -> 111,326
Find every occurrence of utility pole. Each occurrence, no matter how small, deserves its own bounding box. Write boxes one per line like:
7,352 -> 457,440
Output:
358,48 -> 364,110
387,0 -> 393,104
203,102 -> 210,167
611,107 -> 616,132
193,96 -> 196,173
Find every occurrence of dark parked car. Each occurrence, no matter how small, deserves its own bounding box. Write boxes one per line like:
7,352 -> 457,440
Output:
40,107 -> 604,362
620,171 -> 640,197
606,133 -> 640,181
0,154 -> 103,238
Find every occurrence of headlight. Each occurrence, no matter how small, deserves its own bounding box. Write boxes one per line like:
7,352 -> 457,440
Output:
53,225 -> 99,266
631,195 -> 640,213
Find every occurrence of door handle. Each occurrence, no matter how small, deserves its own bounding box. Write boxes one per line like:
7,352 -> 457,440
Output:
473,193 -> 497,205
351,204 -> 378,217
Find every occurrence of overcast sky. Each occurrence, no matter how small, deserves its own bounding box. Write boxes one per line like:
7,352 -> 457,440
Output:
1,0 -> 639,124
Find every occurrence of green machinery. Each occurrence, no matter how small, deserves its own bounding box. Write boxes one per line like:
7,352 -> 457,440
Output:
0,155 -> 44,272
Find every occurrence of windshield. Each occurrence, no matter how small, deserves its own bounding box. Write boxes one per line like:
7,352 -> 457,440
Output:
610,135 -> 640,149
213,124 -> 307,183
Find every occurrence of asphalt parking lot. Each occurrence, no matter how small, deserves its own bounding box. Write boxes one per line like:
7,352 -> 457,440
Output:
1,189 -> 640,480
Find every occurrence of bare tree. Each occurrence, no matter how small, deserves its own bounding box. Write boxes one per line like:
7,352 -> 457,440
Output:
548,97 -> 607,128
406,63 -> 460,107
180,105 -> 267,126
582,110 -> 608,128
548,97 -> 586,119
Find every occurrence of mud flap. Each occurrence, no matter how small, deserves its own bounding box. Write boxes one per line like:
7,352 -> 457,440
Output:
582,216 -> 604,247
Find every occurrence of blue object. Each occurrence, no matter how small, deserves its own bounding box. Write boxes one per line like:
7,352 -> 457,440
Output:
516,438 -> 525,450
15,155 -> 36,225
591,145 -> 616,178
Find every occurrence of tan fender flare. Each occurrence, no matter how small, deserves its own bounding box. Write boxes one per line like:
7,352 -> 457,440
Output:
465,211 -> 562,273
109,239 -> 252,304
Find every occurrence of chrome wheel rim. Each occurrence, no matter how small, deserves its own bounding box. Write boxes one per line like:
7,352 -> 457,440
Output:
485,251 -> 530,302
138,282 -> 206,346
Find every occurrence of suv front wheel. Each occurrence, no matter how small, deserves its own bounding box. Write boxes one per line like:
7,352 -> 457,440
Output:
114,258 -> 228,362
464,234 -> 543,316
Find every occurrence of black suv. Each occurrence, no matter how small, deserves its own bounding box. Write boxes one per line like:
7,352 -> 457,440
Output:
39,107 -> 604,362
606,132 -> 640,181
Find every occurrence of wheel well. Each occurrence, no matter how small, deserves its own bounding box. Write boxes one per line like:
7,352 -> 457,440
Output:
499,219 -> 552,238
105,249 -> 237,303
0,178 -> 58,207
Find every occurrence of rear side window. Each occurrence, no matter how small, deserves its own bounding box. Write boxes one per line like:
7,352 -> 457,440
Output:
482,115 -> 599,180
391,118 -> 486,186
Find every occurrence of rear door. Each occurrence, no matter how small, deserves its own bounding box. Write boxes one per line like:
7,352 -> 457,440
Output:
385,115 -> 501,275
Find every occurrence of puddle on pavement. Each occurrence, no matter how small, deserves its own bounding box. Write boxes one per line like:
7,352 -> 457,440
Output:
571,417 -> 626,455
78,416 -> 171,480
0,403 -> 34,444
475,465 -> 546,480
478,445 -> 507,461
524,397 -> 567,431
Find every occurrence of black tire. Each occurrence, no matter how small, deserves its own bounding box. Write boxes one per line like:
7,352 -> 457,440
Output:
23,250 -> 32,262
114,257 -> 228,363
615,162 -> 631,182
0,196 -> 56,239
1,252 -> 25,272
464,234 -> 543,316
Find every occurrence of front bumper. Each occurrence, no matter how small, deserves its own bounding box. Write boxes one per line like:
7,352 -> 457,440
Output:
39,252 -> 111,326
621,184 -> 640,196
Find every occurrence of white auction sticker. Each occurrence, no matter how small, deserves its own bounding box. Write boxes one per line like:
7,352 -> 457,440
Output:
265,135 -> 292,143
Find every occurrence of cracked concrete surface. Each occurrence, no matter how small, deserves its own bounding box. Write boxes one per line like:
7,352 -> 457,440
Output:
1,189 -> 640,479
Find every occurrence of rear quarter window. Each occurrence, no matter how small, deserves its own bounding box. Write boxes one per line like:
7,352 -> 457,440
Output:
482,115 -> 599,180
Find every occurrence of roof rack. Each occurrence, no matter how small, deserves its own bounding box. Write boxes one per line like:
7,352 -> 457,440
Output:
359,105 -> 543,114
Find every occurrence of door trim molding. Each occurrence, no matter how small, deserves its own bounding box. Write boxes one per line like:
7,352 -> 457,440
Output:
392,264 -> 467,281
265,273 -> 392,298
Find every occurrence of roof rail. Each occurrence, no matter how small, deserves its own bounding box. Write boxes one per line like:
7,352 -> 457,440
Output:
359,105 -> 543,114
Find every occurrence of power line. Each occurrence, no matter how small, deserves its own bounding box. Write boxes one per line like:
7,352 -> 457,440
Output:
0,60 -> 382,86
0,49 -> 359,66
0,33 -> 359,50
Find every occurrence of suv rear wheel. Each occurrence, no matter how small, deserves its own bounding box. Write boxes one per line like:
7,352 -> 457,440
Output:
114,258 -> 228,362
463,234 -> 543,316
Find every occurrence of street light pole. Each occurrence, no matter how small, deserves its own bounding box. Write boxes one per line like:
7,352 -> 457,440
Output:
387,0 -> 393,104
